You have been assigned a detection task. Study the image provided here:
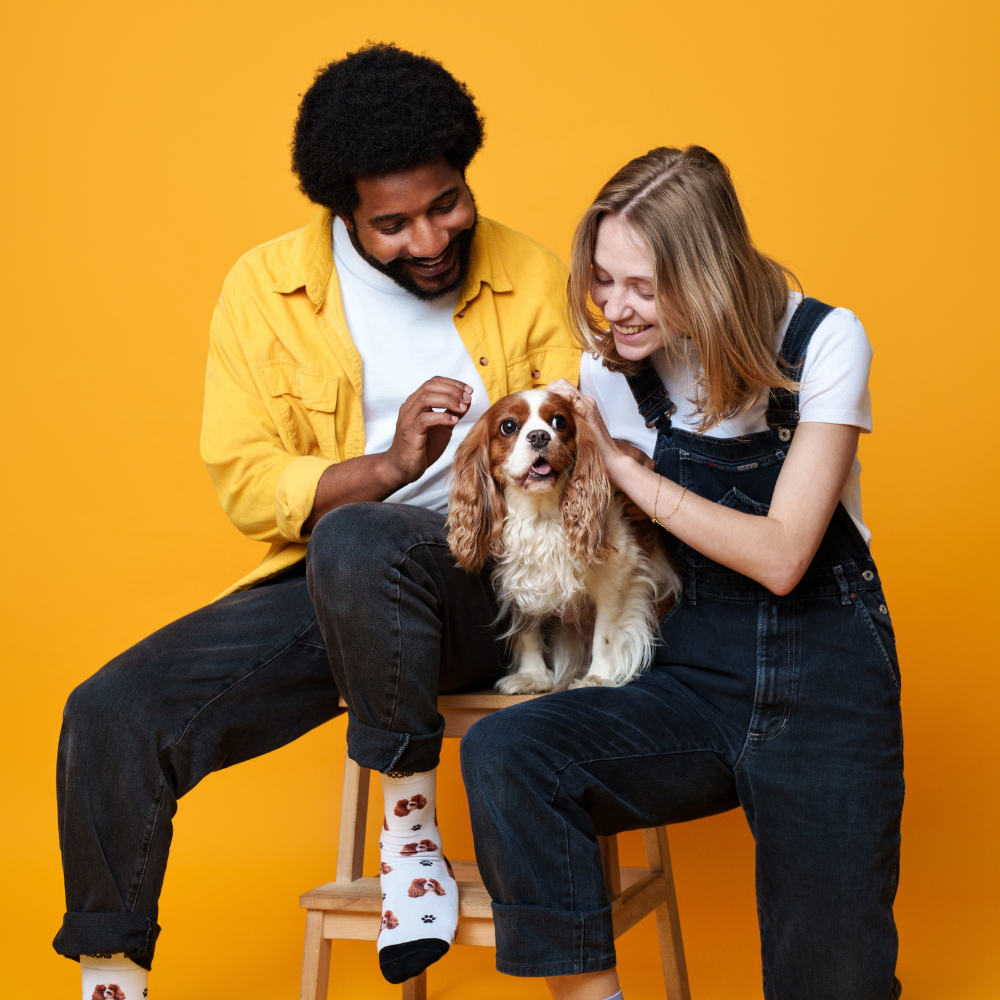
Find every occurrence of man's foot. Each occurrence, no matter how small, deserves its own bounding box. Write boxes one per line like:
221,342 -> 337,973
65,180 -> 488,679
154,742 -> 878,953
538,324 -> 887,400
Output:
376,769 -> 458,983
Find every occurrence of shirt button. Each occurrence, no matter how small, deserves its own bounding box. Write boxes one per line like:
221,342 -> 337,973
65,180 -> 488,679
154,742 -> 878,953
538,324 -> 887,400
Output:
879,604 -> 889,615
862,570 -> 874,581
479,357 -> 489,366
531,368 -> 540,379
457,310 -> 466,318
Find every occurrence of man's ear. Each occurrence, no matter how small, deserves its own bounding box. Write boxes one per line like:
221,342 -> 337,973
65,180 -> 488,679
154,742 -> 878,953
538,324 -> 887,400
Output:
446,416 -> 506,572
561,416 -> 613,563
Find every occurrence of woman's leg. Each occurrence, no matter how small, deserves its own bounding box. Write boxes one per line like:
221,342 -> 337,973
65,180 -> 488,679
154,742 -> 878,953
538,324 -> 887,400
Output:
460,674 -> 742,987
737,593 -> 904,999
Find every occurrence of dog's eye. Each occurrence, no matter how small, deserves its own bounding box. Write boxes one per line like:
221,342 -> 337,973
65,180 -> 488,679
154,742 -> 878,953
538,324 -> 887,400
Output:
551,414 -> 567,431
500,418 -> 519,436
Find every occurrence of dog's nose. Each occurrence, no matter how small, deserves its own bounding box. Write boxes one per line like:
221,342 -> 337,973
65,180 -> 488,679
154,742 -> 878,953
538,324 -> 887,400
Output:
526,429 -> 551,449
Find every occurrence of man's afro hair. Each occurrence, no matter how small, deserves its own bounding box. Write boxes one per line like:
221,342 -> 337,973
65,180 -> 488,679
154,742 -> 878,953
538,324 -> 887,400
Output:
293,43 -> 485,216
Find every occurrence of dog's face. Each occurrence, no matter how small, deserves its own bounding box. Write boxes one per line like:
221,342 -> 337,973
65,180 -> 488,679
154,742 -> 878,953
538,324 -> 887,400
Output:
91,987 -> 126,1000
447,389 -> 612,572
487,389 -> 579,494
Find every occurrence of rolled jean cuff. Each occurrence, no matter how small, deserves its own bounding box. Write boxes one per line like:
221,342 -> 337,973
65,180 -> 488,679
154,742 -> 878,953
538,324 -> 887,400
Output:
346,711 -> 447,773
492,901 -> 616,977
53,912 -> 160,970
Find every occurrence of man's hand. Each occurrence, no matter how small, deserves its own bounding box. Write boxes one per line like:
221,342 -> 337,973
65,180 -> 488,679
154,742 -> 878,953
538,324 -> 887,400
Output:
302,376 -> 473,534
383,377 -> 473,488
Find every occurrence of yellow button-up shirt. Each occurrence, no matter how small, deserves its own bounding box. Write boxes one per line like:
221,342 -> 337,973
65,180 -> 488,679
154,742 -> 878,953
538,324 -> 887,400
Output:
202,210 -> 581,595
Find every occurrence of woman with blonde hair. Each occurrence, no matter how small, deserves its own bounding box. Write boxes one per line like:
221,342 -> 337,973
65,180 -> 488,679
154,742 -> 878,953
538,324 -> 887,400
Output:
461,146 -> 902,1000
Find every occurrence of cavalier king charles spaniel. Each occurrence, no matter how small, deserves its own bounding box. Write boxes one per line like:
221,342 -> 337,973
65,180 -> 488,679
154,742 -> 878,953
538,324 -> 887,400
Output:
447,388 -> 679,692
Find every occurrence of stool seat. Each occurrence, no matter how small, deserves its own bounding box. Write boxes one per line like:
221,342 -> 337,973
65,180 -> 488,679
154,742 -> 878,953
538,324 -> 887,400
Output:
300,692 -> 690,1000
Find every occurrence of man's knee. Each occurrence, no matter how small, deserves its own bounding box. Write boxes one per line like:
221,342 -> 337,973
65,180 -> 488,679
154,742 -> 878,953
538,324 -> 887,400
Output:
64,667 -> 119,733
307,501 -> 443,582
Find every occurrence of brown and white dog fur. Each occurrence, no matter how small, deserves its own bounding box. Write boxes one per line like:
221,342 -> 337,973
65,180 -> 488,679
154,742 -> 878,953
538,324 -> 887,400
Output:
447,388 -> 680,692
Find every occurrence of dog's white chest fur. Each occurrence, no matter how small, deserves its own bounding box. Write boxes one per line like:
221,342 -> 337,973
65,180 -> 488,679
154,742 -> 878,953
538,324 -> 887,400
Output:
497,484 -> 589,617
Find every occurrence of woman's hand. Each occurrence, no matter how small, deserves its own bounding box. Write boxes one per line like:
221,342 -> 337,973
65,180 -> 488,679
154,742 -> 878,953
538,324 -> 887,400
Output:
546,379 -> 631,483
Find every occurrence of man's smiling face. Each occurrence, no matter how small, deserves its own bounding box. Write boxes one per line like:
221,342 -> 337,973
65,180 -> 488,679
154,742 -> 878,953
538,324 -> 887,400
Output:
343,158 -> 477,300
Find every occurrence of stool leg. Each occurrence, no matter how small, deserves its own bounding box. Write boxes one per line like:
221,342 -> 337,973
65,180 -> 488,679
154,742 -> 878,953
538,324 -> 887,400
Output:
337,757 -> 371,883
300,909 -> 331,1000
597,834 -> 622,898
401,971 -> 427,1000
643,827 -> 690,1000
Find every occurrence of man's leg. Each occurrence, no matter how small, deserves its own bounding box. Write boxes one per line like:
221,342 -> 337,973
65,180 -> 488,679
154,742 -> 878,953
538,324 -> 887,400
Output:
306,502 -> 506,774
306,501 -> 507,981
54,564 -> 339,969
459,675 -> 742,980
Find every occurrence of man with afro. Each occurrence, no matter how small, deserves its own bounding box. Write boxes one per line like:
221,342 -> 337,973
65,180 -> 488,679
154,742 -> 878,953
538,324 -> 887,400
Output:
54,43 -> 580,995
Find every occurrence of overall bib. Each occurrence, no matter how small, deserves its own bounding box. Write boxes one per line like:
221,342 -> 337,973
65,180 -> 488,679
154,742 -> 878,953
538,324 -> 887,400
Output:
461,299 -> 904,997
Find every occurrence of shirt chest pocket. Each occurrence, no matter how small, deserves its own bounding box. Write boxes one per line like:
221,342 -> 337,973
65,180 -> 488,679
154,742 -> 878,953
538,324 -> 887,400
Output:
261,363 -> 341,462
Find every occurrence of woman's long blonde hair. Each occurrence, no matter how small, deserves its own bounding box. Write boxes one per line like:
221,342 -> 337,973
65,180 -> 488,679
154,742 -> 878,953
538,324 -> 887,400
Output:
569,146 -> 798,431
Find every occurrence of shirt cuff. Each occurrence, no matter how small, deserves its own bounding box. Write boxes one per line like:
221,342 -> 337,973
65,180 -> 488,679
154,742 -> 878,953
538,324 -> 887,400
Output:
275,455 -> 337,541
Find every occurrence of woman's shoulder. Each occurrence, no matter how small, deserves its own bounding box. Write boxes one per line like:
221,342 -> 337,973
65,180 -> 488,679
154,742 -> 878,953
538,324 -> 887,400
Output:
780,292 -> 872,361
789,294 -> 874,431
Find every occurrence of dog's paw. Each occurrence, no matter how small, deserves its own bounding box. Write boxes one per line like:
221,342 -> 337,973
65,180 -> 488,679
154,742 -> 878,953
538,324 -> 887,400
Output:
568,674 -> 614,689
496,671 -> 553,695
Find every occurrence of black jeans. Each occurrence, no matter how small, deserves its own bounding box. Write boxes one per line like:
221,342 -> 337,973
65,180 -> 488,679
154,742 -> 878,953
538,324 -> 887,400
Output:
53,503 -> 505,968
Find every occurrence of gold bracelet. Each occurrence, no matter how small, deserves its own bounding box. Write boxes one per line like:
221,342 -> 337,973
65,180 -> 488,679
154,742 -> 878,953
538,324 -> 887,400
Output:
652,484 -> 688,532
651,475 -> 663,526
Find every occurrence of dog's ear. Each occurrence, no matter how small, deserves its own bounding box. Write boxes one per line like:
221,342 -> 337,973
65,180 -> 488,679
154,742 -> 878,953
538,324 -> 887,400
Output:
446,413 -> 506,572
561,414 -> 613,563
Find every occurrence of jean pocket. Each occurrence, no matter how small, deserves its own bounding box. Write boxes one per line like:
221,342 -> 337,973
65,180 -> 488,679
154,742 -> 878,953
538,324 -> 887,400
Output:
854,591 -> 900,695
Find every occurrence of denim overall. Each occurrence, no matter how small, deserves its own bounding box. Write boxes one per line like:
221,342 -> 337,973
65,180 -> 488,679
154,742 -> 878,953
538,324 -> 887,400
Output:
461,298 -> 904,997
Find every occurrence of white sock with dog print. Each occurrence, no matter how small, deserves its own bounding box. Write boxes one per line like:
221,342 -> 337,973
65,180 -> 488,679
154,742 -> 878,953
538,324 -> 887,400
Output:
377,768 -> 458,984
80,953 -> 148,999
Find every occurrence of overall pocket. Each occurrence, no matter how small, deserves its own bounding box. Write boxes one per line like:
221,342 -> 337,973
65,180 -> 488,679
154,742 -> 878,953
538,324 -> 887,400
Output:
261,363 -> 341,461
853,589 -> 900,696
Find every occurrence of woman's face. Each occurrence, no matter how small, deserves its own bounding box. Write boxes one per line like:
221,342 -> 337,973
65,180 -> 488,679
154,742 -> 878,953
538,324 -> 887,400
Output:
590,214 -> 670,361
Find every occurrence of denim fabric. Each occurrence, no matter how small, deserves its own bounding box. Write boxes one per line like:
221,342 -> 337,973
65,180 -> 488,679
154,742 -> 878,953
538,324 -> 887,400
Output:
54,502 -> 504,967
461,300 -> 904,997
306,503 -> 509,773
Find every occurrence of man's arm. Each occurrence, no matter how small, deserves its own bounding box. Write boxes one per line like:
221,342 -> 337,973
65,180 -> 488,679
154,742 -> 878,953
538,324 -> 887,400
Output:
302,377 -> 473,533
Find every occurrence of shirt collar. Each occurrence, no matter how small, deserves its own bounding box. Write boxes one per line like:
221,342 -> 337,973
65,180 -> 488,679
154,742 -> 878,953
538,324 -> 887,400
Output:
274,209 -> 512,309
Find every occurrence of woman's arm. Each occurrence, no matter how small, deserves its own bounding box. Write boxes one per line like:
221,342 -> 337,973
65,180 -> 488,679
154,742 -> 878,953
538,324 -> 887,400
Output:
550,380 -> 859,596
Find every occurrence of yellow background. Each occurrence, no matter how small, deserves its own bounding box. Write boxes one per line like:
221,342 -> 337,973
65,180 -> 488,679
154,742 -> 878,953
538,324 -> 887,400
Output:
2,1 -> 997,997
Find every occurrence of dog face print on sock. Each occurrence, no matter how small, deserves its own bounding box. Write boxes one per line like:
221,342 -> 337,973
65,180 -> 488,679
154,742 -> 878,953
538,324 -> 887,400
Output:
91,988 -> 127,1000
400,838 -> 438,856
394,794 -> 428,817
407,878 -> 447,897
381,910 -> 399,930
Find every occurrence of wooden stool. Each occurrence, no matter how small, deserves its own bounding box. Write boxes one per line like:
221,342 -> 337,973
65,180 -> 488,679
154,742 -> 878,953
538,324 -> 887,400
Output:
300,693 -> 690,1000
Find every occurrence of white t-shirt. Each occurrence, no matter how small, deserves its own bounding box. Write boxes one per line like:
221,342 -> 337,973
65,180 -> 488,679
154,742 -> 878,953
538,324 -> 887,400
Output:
579,292 -> 874,544
332,216 -> 491,512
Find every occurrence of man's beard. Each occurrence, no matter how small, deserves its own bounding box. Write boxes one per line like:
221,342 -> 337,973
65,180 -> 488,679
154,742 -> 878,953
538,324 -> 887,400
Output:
346,211 -> 478,301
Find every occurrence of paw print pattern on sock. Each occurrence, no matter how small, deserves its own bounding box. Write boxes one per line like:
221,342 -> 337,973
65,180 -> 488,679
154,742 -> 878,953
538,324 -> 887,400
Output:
422,914 -> 436,923
419,859 -> 433,866
411,823 -> 422,830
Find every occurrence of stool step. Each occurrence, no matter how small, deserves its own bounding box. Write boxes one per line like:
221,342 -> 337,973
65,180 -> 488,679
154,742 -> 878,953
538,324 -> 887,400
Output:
301,877 -> 494,919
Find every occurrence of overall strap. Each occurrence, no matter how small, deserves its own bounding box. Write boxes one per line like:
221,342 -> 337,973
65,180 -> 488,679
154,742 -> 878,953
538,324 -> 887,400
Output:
624,360 -> 675,433
765,296 -> 836,441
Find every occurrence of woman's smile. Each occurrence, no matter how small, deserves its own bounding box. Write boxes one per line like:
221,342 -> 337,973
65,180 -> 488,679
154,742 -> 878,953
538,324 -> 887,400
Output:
611,322 -> 654,338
